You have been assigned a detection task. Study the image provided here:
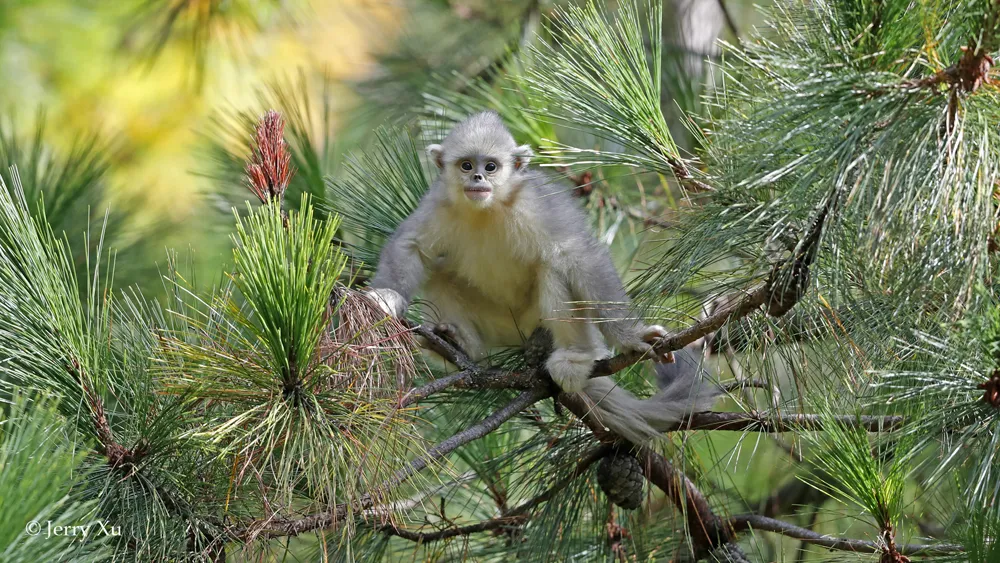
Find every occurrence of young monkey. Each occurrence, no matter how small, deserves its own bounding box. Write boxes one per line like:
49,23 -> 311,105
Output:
367,111 -> 715,444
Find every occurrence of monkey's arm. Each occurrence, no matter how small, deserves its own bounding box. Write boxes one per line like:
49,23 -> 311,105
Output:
563,244 -> 670,360
368,212 -> 428,317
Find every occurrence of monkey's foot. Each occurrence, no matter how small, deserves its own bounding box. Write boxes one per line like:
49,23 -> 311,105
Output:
546,348 -> 601,393
365,288 -> 407,318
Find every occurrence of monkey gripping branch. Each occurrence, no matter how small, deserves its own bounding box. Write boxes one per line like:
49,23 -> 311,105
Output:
223,109 -> 963,562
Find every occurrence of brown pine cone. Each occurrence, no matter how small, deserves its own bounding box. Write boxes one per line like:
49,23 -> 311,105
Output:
597,452 -> 644,510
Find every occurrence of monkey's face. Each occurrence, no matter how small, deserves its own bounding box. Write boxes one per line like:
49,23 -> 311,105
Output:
448,154 -> 514,206
427,127 -> 532,208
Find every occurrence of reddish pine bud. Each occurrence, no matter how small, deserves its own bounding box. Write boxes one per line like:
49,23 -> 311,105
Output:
245,110 -> 293,204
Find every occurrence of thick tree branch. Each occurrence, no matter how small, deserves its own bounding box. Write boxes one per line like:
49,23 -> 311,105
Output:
402,282 -> 774,396
558,393 -> 732,556
233,388 -> 550,541
727,514 -> 964,556
638,445 -> 730,554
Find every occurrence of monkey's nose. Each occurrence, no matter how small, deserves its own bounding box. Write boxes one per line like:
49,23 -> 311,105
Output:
473,174 -> 484,181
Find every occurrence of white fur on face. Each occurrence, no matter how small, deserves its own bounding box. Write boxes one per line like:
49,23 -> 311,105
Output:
439,159 -> 518,207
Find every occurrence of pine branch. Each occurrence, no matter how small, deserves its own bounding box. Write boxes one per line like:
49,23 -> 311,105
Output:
405,370 -> 904,432
558,387 -> 926,561
410,323 -> 478,372
380,515 -> 524,543
638,444 -> 730,554
65,355 -> 151,472
905,1 -> 998,95
400,280 -> 778,394
377,445 -> 608,542
558,391 -> 746,558
387,283 -> 773,398
398,371 -> 470,408
664,412 -> 904,433
232,387 -> 550,541
591,283 -> 770,378
727,514 -> 964,556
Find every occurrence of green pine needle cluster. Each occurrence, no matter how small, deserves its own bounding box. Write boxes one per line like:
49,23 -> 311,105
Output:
0,395 -> 110,563
523,0 -> 682,173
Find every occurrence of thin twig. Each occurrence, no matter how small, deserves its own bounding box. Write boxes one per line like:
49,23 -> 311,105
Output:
398,371 -> 469,408
664,412 -> 905,433
381,515 -> 524,542
721,379 -> 768,393
591,284 -> 769,378
410,323 -> 478,372
671,163 -> 716,194
406,284 -> 771,392
728,514 -> 964,556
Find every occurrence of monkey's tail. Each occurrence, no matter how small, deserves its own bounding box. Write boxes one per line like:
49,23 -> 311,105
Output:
581,365 -> 718,445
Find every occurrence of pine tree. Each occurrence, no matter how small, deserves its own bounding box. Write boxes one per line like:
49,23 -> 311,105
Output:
0,1 -> 998,561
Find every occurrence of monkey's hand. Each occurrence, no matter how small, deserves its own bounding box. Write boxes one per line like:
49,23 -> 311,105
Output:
622,325 -> 674,364
365,288 -> 408,318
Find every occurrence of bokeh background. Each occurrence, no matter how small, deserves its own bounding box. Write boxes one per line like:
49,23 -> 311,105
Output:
0,0 -> 765,295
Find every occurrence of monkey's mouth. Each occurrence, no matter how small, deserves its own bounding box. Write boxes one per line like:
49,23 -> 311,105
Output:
463,187 -> 492,201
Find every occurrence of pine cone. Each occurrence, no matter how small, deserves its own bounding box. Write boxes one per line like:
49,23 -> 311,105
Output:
597,452 -> 644,510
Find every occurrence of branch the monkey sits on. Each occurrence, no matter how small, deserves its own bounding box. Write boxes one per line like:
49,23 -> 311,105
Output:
367,111 -> 716,444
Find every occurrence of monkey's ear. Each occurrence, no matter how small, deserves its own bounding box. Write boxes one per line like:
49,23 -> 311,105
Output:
514,144 -> 534,171
426,144 -> 444,169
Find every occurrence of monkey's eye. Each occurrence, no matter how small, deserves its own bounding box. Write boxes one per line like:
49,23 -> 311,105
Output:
484,161 -> 497,172
460,161 -> 474,171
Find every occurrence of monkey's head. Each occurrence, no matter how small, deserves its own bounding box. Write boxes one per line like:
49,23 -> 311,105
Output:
427,111 -> 534,208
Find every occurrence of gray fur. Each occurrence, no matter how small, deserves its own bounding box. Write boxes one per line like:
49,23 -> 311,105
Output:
586,373 -> 717,445
369,111 -> 717,444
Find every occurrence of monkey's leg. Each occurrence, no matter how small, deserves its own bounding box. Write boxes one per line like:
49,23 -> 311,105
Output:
538,271 -> 608,393
421,276 -> 488,361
